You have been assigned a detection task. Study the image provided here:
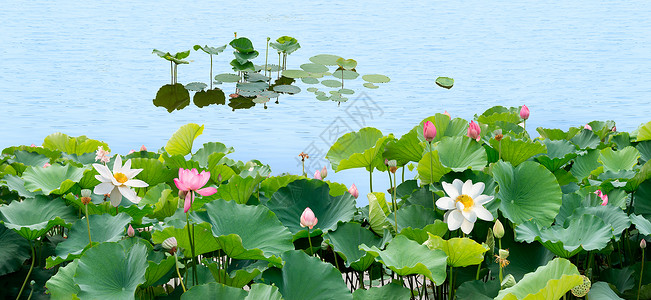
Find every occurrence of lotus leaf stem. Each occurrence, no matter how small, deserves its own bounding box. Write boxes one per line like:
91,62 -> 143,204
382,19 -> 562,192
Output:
369,170 -> 373,193
16,241 -> 35,300
449,266 -> 455,300
174,252 -> 186,293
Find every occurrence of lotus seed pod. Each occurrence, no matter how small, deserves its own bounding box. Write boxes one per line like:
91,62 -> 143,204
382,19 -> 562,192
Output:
499,249 -> 510,259
571,275 -> 591,297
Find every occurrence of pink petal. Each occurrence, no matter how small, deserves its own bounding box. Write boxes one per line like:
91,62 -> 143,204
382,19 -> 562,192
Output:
184,191 -> 193,213
197,187 -> 217,196
174,178 -> 188,191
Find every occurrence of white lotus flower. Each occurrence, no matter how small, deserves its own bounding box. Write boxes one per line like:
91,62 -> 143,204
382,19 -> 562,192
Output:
435,179 -> 494,234
92,155 -> 148,206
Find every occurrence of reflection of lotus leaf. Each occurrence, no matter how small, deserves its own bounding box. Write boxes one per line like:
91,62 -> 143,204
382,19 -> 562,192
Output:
273,85 -> 301,94
185,82 -> 207,91
321,79 -> 342,88
259,91 -> 279,98
153,84 -> 190,113
315,91 -> 326,96
229,97 -> 255,110
300,63 -> 329,73
332,70 -> 359,80
436,77 -> 454,89
363,83 -> 379,89
301,77 -> 319,84
253,96 -> 270,104
214,73 -> 241,83
362,74 -> 390,83
194,89 -> 226,107
281,69 -> 309,78
307,72 -> 325,78
309,54 -> 343,65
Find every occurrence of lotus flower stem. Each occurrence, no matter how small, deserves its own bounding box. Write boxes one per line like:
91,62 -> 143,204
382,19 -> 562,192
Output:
185,212 -> 197,285
16,242 -> 35,300
174,252 -> 187,292
638,246 -> 645,300
85,205 -> 92,246
306,227 -> 314,256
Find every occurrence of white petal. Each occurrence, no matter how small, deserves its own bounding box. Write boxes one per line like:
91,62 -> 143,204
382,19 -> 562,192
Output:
461,180 -> 474,196
94,182 -> 114,195
469,181 -> 486,199
122,159 -> 132,171
93,163 -> 113,181
461,219 -> 475,234
461,209 -> 477,223
443,210 -> 451,223
456,201 -> 465,211
94,174 -> 111,183
474,205 -> 494,221
110,187 -> 122,206
447,210 -> 463,231
112,156 -> 123,174
124,168 -> 143,179
474,195 -> 493,205
118,186 -> 138,203
442,182 -> 460,199
125,179 -> 148,188
435,197 -> 456,210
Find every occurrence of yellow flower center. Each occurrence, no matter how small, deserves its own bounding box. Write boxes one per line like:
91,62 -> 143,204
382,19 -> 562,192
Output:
456,194 -> 474,211
114,172 -> 128,184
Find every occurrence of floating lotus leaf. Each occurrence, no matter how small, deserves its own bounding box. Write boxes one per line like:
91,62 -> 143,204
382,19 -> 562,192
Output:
599,146 -> 640,172
570,205 -> 630,239
323,222 -> 383,271
330,95 -> 348,102
74,242 -> 148,300
336,58 -> 357,70
22,164 -> 84,195
273,85 -> 301,94
425,234 -> 488,267
266,179 -> 356,236
259,90 -> 279,98
0,196 -> 76,240
489,136 -> 546,166
417,150 -> 452,184
192,199 -> 294,265
153,84 -> 190,112
534,139 -> 577,171
329,91 -> 341,96
332,70 -> 359,80
492,161 -> 562,227
352,283 -> 411,300
326,127 -> 390,172
435,76 -> 454,89
630,214 -> 651,235
0,223 -> 30,276
302,77 -> 319,84
237,81 -> 267,92
151,221 -> 220,257
338,88 -> 354,94
300,63 -> 328,73
262,250 -> 352,300
360,235 -> 448,285
45,259 -> 80,299
184,82 -> 207,92
316,95 -> 329,101
437,136 -> 488,171
321,79 -> 343,88
306,87 -> 318,93
496,258 -> 582,300
245,72 -> 270,82
42,132 -> 109,156
164,123 -> 204,156
282,69 -> 309,78
307,72 -> 325,78
193,88 -> 226,108
309,54 -> 343,65
214,73 -> 241,83
587,282 -> 625,300
363,83 -> 379,89
362,74 -> 390,83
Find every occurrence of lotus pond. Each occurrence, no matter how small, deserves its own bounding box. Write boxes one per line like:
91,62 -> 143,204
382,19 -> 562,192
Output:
1,105 -> 651,299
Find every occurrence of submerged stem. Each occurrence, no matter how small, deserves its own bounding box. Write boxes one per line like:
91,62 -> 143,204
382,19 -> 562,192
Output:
16,241 -> 35,300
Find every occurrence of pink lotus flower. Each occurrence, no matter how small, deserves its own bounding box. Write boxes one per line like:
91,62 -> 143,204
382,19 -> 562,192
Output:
584,124 -> 592,130
128,149 -> 136,154
31,144 -> 36,147
140,145 -> 147,151
467,121 -> 481,142
520,105 -> 530,120
348,184 -> 359,199
174,168 -> 218,213
300,207 -> 318,229
43,162 -> 51,168
444,111 -> 451,118
594,190 -> 608,206
313,170 -> 322,180
423,121 -> 437,142
127,224 -> 135,237
320,166 -> 328,179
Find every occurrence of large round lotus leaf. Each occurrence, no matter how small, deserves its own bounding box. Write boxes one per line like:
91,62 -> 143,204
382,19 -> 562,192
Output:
492,161 -> 562,227
332,70 -> 359,80
253,96 -> 270,103
570,129 -> 601,149
214,73 -> 241,83
495,258 -> 583,300
323,222 -> 383,271
417,150 -> 452,184
437,136 -> 488,171
388,205 -> 438,233
184,82 -> 207,92
127,158 -> 175,187
153,84 -> 190,113
587,282 -> 625,300
570,149 -> 600,181
245,284 -> 283,300
363,83 -> 379,89
360,235 -> 448,285
352,283 -> 411,300
569,205 -> 630,240
302,77 -> 319,84
266,179 -> 356,236
309,54 -> 343,66
192,199 -> 294,264
258,90 -> 278,98
0,196 -> 76,240
21,164 -> 84,195
9,150 -> 50,168
48,213 -> 132,267
362,74 -> 390,83
321,79 -> 343,88
300,63 -> 329,73
193,88 -> 226,108
435,77 -> 454,89
488,136 -> 546,166
245,72 -> 270,83
213,174 -> 264,204
384,127 -> 424,166
47,260 -> 81,298
326,127 -> 390,172
42,132 -> 109,156
456,280 -> 500,300
164,123 -> 204,156
74,242 -> 148,300
534,139 -> 578,171
151,221 -> 220,257
416,114 -> 470,143
181,282 -> 247,299
599,146 -> 640,172
630,214 -> 651,235
229,37 -> 254,53
273,85 -> 301,94
424,235 -> 488,267
237,81 -> 267,92
281,69 -> 309,79
0,224 -> 30,276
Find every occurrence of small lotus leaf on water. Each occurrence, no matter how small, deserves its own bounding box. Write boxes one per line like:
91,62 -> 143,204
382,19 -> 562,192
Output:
436,76 -> 454,89
362,74 -> 391,83
338,88 -> 355,94
273,85 -> 301,94
259,91 -> 279,98
184,82 -> 207,91
321,79 -> 343,88
237,82 -> 267,92
331,95 -> 348,102
281,69 -> 309,78
332,70 -> 359,80
329,91 -> 341,96
300,63 -> 329,73
309,54 -> 343,65
306,87 -> 318,93
253,96 -> 270,104
316,95 -> 330,101
246,73 -> 270,82
307,72 -> 325,78
301,77 -> 319,84
363,83 -> 379,89
214,73 -> 241,83
315,91 -> 326,96
238,90 -> 260,97
336,58 -> 357,70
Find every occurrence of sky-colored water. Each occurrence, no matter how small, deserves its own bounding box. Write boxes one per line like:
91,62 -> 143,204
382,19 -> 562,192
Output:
2,1 -> 650,205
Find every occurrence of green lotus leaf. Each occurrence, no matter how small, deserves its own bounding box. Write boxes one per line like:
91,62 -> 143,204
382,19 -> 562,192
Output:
260,175 -> 303,198
273,85 -> 301,94
361,74 -> 390,83
570,205 -> 630,239
234,50 -> 259,64
74,242 -> 148,300
489,136 -> 546,166
368,192 -> 391,236
316,95 -> 330,101
435,77 -> 454,89
437,136 -> 488,171
230,59 -> 255,72
570,149 -> 601,181
245,72 -> 270,83
270,40 -> 300,54
229,37 -> 254,53
181,282 -> 247,299
262,250 -> 352,300
194,44 -> 227,55
192,199 -> 293,265
206,260 -> 268,288
630,214 -> 651,235
266,179 -> 356,236
214,73 -> 241,83
208,164 -> 236,186
46,259 -> 80,299
237,81 -> 267,93
400,221 -> 448,244
338,88 -> 355,95
191,142 -> 234,168
42,132 -> 109,156
416,114 -> 470,143
0,223 -> 30,276
245,283 -> 283,300
306,87 -> 318,93
636,120 -> 651,142
323,222 -> 383,271
260,90 -> 279,98
309,54 -> 343,65
47,213 -> 132,268
161,153 -> 200,172
193,88 -> 226,108
492,161 -> 562,227
321,79 -> 343,88
363,83 -> 379,89
599,146 -> 640,172
335,58 -> 357,70
424,234 -> 488,267
534,139 -> 577,171
151,222 -> 219,257
184,82 -> 207,92
417,150 -> 452,184
352,283 -> 410,299
477,112 -> 520,126
360,235 -> 448,285
326,127 -> 390,172
300,63 -> 328,73
9,150 -> 50,168
213,174 -> 263,205
496,258 -> 582,300
0,196 -> 76,240
143,255 -> 175,287
125,158 -> 174,187
383,126 -> 423,165
281,69 -> 309,78
153,84 -> 190,113
22,164 -> 84,195
332,70 -> 359,80
570,129 -> 601,149
164,123 -> 204,156
302,77 -> 319,84
456,280 -> 500,300
388,205 -> 438,233
587,281 -> 624,300
2,174 -> 41,198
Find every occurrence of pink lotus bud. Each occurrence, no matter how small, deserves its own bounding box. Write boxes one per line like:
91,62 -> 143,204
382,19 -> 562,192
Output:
313,170 -> 322,180
641,239 -> 647,249
444,111 -> 451,118
423,121 -> 437,142
127,224 -> 135,237
300,207 -> 318,229
128,149 -> 135,154
43,163 -> 51,168
140,145 -> 147,151
320,166 -> 328,179
348,184 -> 359,199
520,105 -> 530,120
384,159 -> 389,166
467,121 -> 481,142
612,126 -> 617,132
584,124 -> 592,130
